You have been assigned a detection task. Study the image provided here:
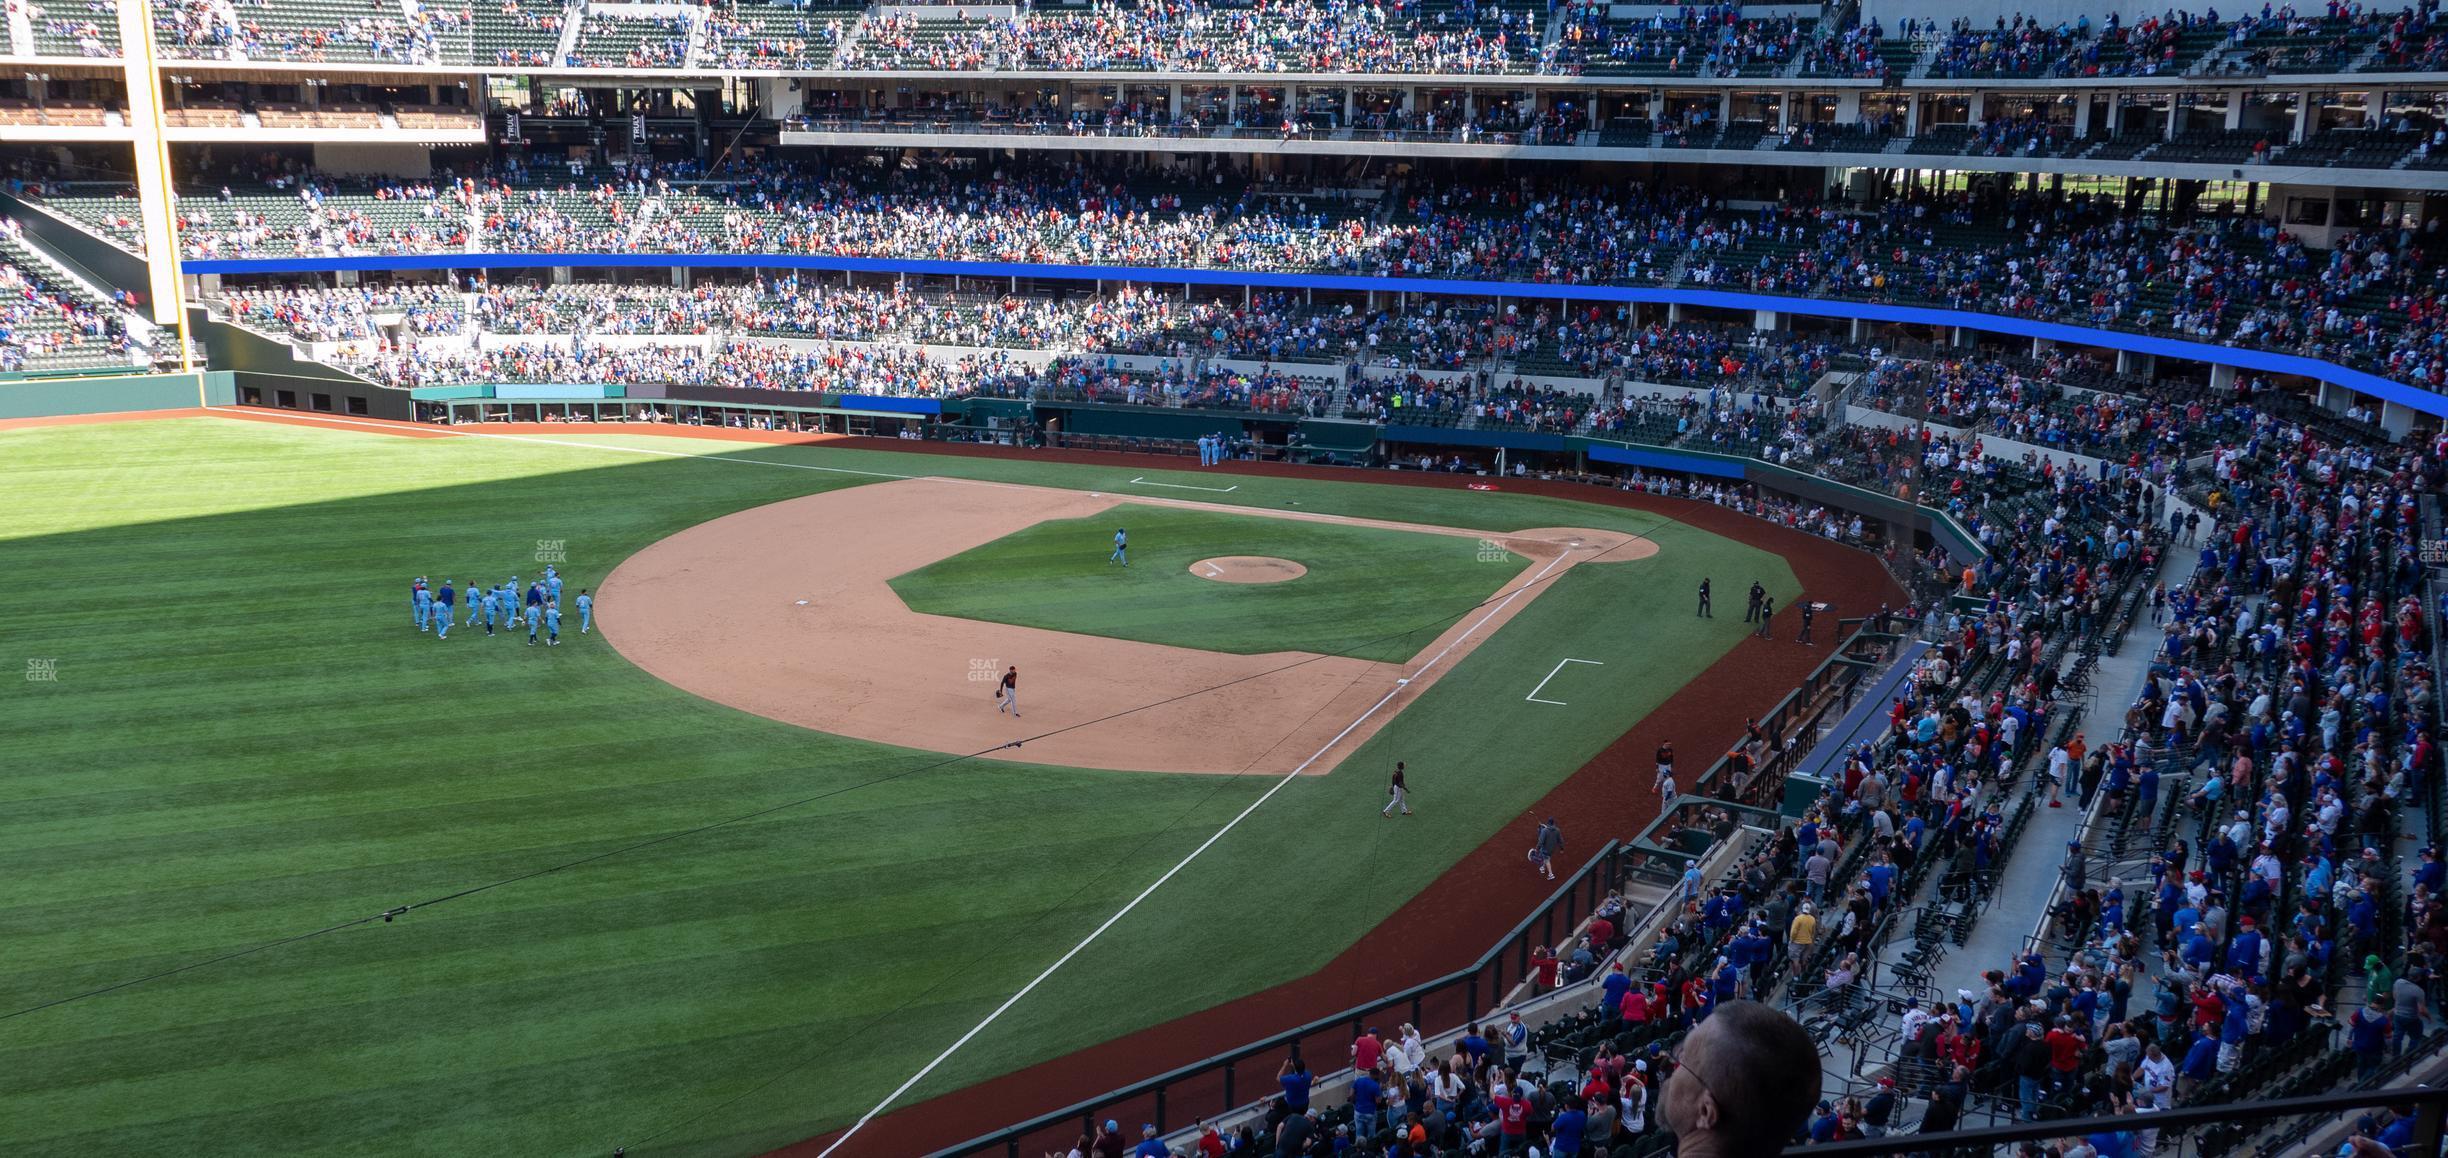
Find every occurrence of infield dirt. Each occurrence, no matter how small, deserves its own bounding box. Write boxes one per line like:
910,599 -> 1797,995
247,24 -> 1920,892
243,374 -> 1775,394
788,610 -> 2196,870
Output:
595,476 -> 1652,776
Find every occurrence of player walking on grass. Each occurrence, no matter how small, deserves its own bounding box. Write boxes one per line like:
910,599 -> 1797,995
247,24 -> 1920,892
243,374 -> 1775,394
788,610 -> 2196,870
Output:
1110,527 -> 1128,566
1382,761 -> 1411,816
544,600 -> 561,646
434,580 -> 455,640
1696,578 -> 1712,617
576,589 -> 593,633
412,577 -> 431,631
997,666 -> 1020,716
527,600 -> 543,645
480,586 -> 500,636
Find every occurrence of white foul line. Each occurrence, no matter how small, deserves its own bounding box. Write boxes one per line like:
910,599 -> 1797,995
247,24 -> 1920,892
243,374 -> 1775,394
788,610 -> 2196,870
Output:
813,547 -> 1575,1158
1128,474 -> 1239,493
1204,563 -> 1225,577
1524,658 -> 1605,706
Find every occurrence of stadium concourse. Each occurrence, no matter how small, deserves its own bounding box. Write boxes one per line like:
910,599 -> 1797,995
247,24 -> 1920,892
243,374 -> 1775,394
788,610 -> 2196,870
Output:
8,0 -> 2448,1152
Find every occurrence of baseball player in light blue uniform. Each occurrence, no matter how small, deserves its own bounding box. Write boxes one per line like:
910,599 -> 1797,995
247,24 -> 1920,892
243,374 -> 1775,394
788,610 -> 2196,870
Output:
1110,527 -> 1128,566
546,572 -> 563,603
544,601 -> 561,646
527,599 -> 543,644
478,587 -> 500,635
434,580 -> 454,639
413,578 -> 432,630
576,589 -> 593,634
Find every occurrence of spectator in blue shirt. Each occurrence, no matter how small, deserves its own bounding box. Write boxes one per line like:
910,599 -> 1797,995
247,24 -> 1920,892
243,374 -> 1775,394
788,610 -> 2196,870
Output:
2179,1023 -> 2221,1098
1277,1057 -> 1312,1111
1348,1067 -> 1382,1140
1551,1096 -> 1588,1156
2349,998 -> 2394,1078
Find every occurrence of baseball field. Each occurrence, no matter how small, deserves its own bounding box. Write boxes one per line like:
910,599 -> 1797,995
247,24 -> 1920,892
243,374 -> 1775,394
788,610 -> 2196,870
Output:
0,412 -> 1826,1157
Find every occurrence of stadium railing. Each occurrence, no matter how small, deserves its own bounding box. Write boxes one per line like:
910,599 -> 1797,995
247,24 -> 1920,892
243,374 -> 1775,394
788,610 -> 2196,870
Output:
1798,1084 -> 2448,1157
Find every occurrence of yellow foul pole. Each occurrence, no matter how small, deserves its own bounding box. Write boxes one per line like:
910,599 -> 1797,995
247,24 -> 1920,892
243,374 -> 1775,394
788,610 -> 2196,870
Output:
114,0 -> 195,386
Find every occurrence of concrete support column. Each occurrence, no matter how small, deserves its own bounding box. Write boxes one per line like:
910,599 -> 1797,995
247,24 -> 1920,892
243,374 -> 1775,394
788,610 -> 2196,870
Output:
1285,84 -> 1299,124
1967,89 -> 1985,127
1835,91 -> 1861,123
553,266 -> 573,286
1849,317 -> 1865,342
1169,83 -> 1182,121
1905,95 -> 1920,135
2292,91 -> 2311,142
1343,88 -> 1355,125
2380,400 -> 2417,437
2223,95 -> 2243,130
1668,302 -> 1683,323
2208,363 -> 2236,392
1716,90 -> 1730,126
2073,97 -> 2091,137
2167,99 -> 2181,140
1779,92 -> 1793,130
1227,85 -> 1239,123
1754,309 -> 1778,332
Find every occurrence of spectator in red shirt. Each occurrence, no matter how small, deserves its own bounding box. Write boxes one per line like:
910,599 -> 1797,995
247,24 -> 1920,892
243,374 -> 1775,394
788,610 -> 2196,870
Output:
1491,1085 -> 1532,1152
2044,1019 -> 2085,1095
1623,984 -> 1652,1026
1351,1027 -> 1383,1074
1531,944 -> 1561,988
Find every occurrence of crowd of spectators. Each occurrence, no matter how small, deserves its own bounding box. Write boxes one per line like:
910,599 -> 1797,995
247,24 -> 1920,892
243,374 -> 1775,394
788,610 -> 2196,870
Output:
220,283 -> 463,341
44,161 -> 2447,394
1,220 -> 135,371
354,337 -> 1039,395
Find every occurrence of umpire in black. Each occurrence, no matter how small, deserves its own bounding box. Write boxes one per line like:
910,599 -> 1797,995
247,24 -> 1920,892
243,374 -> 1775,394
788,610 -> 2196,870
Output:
1697,578 -> 1712,617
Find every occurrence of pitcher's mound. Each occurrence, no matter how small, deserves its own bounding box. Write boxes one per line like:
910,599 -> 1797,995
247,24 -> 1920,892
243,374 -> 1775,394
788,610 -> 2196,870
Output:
1191,556 -> 1308,584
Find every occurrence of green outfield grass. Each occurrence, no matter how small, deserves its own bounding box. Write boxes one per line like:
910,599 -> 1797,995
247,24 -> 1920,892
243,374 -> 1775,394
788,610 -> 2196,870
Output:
890,507 -> 1525,663
0,419 -> 1799,1158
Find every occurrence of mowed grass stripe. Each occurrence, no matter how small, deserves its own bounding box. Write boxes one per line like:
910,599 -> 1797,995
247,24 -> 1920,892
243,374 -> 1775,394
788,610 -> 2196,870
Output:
1,768 -> 1266,980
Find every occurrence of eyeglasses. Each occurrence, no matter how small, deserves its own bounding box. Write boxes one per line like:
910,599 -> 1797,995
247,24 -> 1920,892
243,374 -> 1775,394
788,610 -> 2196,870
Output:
1668,1041 -> 1716,1103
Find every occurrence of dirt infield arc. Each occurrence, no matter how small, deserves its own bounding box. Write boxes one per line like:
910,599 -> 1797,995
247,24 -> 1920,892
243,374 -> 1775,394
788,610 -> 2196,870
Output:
595,476 -> 1651,776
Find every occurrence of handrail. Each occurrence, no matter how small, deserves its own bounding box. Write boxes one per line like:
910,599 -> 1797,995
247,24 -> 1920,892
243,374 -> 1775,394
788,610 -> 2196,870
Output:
1794,1083 -> 2448,1156
928,838 -> 1628,1157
